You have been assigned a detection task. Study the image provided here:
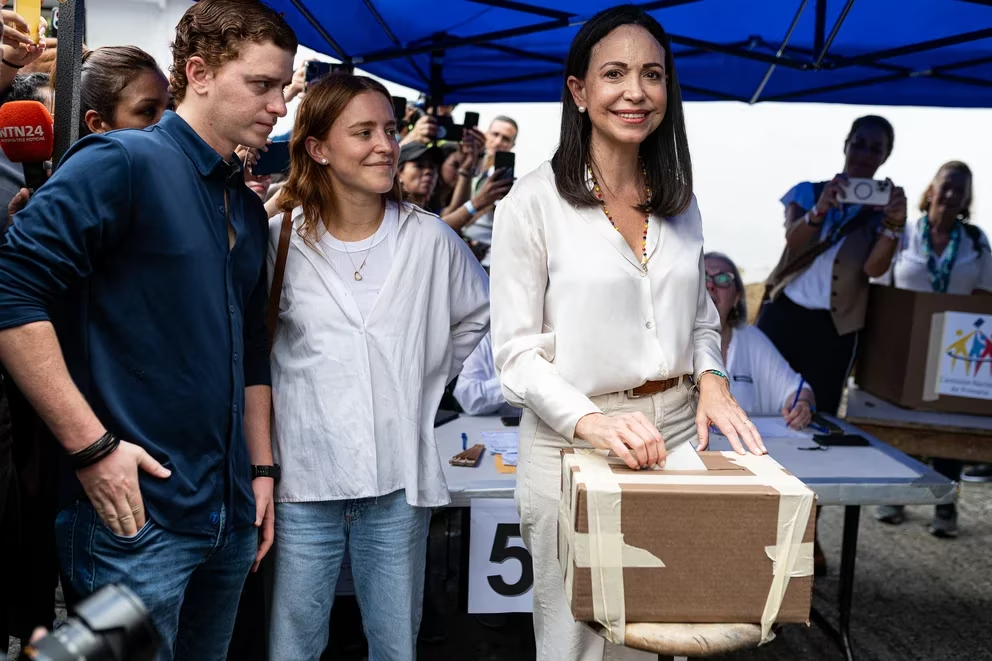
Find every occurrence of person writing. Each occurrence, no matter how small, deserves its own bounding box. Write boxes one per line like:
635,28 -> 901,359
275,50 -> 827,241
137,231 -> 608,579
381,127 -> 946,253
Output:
704,252 -> 815,428
490,7 -> 763,660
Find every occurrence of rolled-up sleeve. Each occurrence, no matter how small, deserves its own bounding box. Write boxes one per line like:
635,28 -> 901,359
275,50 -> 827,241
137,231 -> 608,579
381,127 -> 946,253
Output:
490,195 -> 599,442
0,138 -> 132,330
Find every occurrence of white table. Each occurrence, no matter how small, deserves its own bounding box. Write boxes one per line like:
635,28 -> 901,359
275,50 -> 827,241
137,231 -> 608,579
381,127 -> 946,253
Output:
843,384 -> 992,462
435,412 -> 956,661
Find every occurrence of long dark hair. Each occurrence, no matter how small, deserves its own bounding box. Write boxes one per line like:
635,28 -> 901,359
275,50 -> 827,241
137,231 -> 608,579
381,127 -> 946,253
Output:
552,5 -> 693,217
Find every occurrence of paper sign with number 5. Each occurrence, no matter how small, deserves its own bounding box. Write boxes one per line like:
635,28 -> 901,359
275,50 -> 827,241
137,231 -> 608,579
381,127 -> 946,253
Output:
469,499 -> 534,613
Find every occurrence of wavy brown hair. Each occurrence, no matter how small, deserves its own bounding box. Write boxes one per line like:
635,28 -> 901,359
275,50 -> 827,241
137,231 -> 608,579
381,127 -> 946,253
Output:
170,0 -> 297,104
279,73 -> 403,249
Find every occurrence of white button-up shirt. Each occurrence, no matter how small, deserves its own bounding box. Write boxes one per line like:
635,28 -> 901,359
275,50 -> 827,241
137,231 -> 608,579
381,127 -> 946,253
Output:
268,202 -> 490,507
490,161 -> 723,442
726,325 -> 811,416
876,217 -> 992,294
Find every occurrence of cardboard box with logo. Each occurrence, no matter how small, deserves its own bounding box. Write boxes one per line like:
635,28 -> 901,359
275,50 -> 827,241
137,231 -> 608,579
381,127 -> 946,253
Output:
857,285 -> 992,416
559,448 -> 816,644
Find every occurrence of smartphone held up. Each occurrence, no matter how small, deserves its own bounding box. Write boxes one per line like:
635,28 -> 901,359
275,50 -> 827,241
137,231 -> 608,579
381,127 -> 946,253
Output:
839,177 -> 891,207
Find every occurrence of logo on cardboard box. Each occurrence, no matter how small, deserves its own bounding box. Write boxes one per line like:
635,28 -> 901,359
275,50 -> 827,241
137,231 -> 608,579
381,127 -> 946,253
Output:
932,313 -> 992,401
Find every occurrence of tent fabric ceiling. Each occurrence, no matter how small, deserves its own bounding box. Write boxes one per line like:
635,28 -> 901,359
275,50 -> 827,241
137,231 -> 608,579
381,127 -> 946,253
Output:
262,0 -> 992,107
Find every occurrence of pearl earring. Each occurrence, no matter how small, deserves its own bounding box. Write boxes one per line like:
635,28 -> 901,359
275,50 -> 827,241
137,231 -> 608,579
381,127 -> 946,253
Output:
322,158 -> 328,164
577,105 -> 586,113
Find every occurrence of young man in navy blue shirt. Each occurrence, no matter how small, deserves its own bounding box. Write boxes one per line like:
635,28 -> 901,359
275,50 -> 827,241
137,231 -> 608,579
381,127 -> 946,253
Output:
0,1 -> 296,658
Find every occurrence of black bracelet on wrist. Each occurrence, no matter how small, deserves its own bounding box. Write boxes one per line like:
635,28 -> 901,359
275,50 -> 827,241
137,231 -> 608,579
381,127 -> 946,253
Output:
458,169 -> 475,178
2,58 -> 24,70
70,431 -> 120,470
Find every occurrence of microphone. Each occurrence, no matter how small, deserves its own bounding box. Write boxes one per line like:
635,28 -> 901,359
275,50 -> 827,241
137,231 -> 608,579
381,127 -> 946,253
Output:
0,100 -> 55,192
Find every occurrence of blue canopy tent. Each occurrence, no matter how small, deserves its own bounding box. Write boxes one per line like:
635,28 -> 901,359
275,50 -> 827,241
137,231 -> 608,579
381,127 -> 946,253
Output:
263,0 -> 992,108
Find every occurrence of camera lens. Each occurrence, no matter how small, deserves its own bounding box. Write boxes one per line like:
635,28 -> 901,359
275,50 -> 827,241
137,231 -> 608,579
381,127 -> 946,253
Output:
853,181 -> 873,201
25,584 -> 160,661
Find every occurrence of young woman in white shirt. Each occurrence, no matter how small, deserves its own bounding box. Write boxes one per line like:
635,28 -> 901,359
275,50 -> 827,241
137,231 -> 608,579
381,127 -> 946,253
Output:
490,7 -> 764,660
265,74 -> 490,661
704,253 -> 815,427
874,161 -> 991,538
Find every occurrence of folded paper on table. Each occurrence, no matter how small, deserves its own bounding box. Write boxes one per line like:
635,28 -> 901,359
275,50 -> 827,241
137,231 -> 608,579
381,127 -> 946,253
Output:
559,448 -> 815,646
482,431 -> 519,455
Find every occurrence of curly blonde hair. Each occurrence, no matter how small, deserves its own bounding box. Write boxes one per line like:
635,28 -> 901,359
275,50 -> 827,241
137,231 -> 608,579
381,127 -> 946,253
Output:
170,0 -> 297,104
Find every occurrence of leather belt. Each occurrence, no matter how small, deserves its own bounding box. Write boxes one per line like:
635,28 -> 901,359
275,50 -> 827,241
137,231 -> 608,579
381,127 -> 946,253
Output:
626,375 -> 688,399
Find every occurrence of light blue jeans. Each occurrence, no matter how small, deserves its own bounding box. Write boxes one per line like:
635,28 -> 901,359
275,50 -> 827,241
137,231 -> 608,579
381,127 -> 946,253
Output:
268,489 -> 431,661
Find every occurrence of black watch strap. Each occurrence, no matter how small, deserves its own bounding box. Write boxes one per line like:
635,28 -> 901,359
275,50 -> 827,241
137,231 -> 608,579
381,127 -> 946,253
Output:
251,464 -> 280,481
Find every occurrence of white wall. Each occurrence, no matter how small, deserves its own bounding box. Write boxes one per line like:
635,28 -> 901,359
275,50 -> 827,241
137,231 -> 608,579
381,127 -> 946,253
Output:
83,0 -> 190,72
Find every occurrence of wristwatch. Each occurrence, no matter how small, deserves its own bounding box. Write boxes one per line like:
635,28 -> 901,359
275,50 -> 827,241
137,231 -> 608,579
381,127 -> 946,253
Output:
251,464 -> 281,481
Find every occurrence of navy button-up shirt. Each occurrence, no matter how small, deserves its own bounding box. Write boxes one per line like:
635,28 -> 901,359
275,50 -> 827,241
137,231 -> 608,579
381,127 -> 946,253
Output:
0,111 -> 271,534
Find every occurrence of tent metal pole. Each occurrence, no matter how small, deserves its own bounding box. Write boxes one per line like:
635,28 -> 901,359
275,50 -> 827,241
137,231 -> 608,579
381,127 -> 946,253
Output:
814,0 -> 855,67
827,26 -> 992,70
362,0 -> 431,86
52,0 -> 86,168
814,0 -> 826,56
288,0 -> 350,61
466,0 -> 573,20
749,0 -> 809,104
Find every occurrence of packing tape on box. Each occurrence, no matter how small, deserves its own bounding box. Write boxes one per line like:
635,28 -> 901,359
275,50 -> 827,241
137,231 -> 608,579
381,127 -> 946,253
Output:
561,450 -> 814,646
727,452 -> 815,643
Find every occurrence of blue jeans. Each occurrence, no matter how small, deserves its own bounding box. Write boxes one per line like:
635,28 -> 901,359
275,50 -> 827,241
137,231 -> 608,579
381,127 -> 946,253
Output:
55,500 -> 256,661
269,490 -> 431,661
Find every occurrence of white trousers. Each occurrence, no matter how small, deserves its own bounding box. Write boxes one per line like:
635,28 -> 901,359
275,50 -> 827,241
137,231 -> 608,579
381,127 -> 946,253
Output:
515,383 -> 698,661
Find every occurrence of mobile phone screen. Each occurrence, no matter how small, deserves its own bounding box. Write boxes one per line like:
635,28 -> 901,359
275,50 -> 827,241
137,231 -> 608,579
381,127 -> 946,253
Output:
253,142 -> 291,176
493,151 -> 515,179
14,0 -> 42,42
463,111 -> 480,130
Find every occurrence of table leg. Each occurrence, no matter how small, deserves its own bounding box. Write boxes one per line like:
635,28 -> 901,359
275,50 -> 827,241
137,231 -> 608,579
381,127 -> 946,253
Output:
810,505 -> 860,661
458,506 -> 471,612
837,505 -> 860,661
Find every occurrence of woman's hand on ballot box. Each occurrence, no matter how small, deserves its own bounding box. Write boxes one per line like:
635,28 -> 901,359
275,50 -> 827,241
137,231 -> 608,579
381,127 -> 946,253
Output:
695,373 -> 767,456
574,411 -> 666,471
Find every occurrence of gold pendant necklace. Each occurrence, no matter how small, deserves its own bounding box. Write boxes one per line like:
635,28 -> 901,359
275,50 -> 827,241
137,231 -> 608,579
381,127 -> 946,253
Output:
344,226 -> 379,281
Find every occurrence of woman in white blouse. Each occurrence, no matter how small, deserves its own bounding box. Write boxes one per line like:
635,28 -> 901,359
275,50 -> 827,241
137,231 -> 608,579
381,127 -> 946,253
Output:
874,161 -> 990,538
265,74 -> 489,661
490,7 -> 764,661
704,253 -> 815,427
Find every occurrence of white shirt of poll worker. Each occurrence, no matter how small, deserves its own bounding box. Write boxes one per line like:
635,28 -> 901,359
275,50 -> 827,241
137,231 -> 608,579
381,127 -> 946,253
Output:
317,205 -> 398,321
453,332 -> 506,416
725,325 -> 812,416
876,217 -> 992,295
267,201 -> 490,507
780,181 -> 866,311
489,161 -> 724,443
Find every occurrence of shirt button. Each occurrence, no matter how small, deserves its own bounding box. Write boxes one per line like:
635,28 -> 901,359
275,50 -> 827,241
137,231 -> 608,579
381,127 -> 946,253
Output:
661,369 -> 669,377
640,270 -> 647,278
229,305 -> 235,314
218,205 -> 226,214
233,352 -> 239,362
645,321 -> 653,329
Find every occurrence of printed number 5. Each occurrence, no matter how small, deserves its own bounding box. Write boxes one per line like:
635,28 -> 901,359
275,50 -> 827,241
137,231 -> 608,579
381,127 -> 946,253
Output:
487,523 -> 534,597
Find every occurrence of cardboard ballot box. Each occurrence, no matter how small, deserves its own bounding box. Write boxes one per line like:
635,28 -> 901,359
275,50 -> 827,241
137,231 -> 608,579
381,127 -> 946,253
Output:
857,285 -> 992,416
559,449 -> 815,644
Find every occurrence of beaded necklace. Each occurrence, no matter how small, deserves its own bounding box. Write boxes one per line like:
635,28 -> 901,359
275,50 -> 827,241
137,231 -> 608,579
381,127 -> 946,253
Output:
588,161 -> 651,269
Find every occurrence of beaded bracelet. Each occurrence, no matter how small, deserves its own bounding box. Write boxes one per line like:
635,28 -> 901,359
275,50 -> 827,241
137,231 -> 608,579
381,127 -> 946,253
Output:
70,431 -> 121,470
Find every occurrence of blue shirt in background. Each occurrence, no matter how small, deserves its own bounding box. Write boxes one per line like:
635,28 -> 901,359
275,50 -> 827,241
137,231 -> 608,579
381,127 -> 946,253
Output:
0,111 -> 271,534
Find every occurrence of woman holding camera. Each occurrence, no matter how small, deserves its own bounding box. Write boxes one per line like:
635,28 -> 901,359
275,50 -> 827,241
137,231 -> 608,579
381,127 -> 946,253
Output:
758,116 -> 906,419
266,74 -> 489,661
490,7 -> 763,660
757,116 -> 905,576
